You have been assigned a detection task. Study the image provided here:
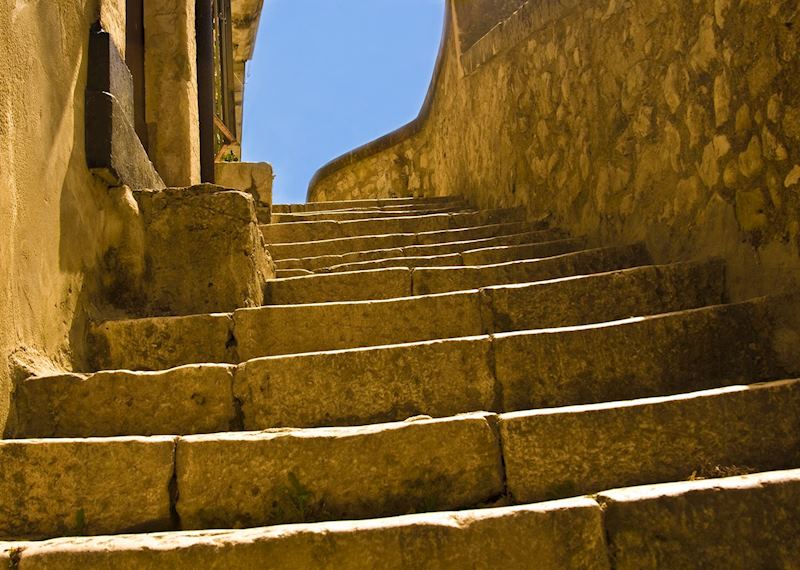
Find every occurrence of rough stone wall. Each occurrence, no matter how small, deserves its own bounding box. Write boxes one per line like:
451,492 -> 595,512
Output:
310,0 -> 800,303
453,0 -> 526,50
311,136 -> 427,202
0,0 -> 129,431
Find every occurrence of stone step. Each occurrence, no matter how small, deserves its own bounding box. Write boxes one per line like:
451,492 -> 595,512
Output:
271,204 -> 471,223
87,259 -> 724,372
411,243 -> 652,296
265,243 -> 651,305
0,436 -> 177,541
267,222 -> 555,260
274,232 -> 579,272
60,291 -> 794,440
1,414 -> 505,540
5,379 -> 799,543
319,237 -> 588,274
272,195 -> 463,214
7,468 -> 800,568
1,502 -> 606,569
260,209 -> 527,245
500,379 -> 800,504
275,268 -> 314,278
69,262 -> 728,423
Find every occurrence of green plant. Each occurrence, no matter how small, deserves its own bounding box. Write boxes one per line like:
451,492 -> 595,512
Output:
221,150 -> 239,163
276,471 -> 316,522
74,508 -> 87,535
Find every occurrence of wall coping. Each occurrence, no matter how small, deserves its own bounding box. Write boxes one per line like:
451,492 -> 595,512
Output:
461,0 -> 580,75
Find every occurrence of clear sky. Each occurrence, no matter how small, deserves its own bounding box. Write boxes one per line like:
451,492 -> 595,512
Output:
241,0 -> 446,204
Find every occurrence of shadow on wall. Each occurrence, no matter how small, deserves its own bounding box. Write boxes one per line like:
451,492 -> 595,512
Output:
0,0 -> 134,430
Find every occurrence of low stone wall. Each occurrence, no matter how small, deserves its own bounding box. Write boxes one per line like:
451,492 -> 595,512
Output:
308,0 -> 800,302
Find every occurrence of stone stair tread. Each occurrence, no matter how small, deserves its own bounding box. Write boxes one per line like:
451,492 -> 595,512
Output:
271,204 -> 472,223
275,269 -> 314,278
267,222 -> 553,260
260,209 -> 527,244
4,382 -> 799,543
7,468 -> 800,568
500,378 -> 800,503
265,243 -> 651,304
33,263 -> 754,437
88,259 -> 726,372
319,236 -> 588,273
273,231 -> 576,273
271,196 -> 463,214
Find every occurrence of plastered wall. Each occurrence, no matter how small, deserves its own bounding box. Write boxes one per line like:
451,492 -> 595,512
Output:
0,0 -> 128,431
309,0 -> 800,304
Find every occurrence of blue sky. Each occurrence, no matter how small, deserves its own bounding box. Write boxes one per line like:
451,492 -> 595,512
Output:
241,0 -> 445,204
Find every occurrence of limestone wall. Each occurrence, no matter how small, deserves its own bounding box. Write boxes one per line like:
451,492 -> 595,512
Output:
309,0 -> 800,303
453,0 -> 526,50
0,0 -> 130,431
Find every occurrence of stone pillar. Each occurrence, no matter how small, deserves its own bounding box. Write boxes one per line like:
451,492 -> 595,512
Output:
144,0 -> 201,186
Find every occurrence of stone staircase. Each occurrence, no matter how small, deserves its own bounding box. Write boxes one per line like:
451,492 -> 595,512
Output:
3,195 -> 800,567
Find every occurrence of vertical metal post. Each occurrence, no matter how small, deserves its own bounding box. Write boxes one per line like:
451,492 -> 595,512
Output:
219,0 -> 238,140
196,0 -> 216,183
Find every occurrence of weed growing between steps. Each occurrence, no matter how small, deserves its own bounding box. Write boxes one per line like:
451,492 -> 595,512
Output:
688,461 -> 758,481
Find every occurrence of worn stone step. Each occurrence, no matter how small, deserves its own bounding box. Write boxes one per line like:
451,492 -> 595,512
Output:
6,365 -> 238,439
460,238 -> 586,266
69,264 -> 732,437
412,243 -> 652,296
236,289 -> 777,434
271,204 -> 471,223
174,413 -> 503,531
501,379 -> 800,505
321,236 -> 588,273
272,196 -> 463,214
266,243 -> 650,304
0,436 -> 176,541
8,469 -> 800,568
260,209 -> 527,245
5,498 -> 607,569
494,295 -> 799,411
598,468 -> 800,568
274,231 -> 575,273
83,260 -> 725,392
267,222 -> 553,260
275,269 -> 314,278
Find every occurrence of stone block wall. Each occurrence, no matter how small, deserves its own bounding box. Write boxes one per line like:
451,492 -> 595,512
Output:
309,0 -> 800,302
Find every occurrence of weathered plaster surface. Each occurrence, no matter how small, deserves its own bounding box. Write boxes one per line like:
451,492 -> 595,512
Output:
100,0 -> 125,56
144,0 -> 201,187
0,0 -> 129,431
310,0 -> 800,302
